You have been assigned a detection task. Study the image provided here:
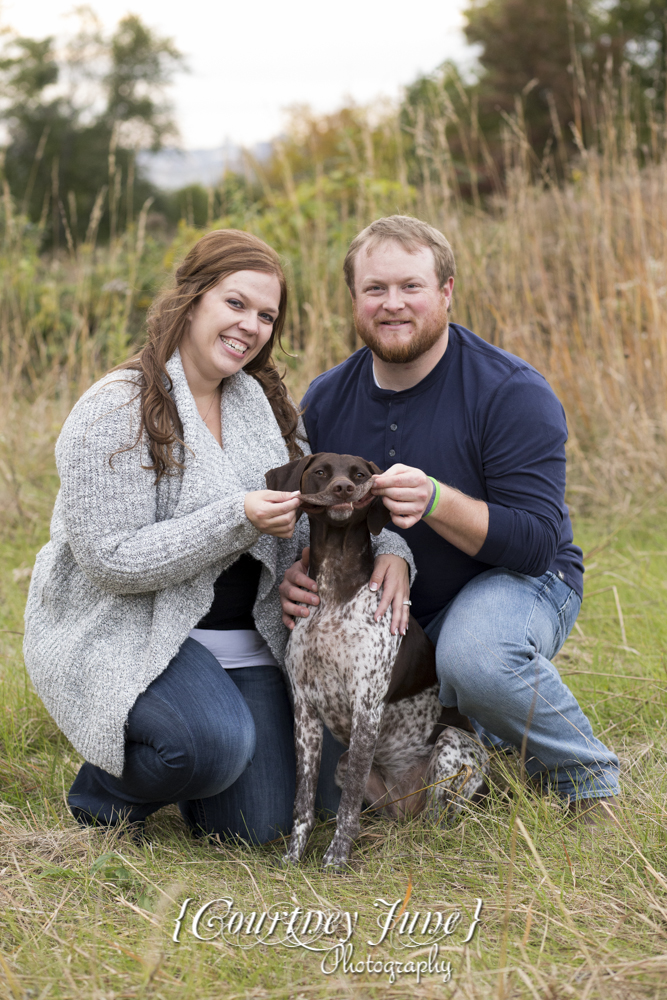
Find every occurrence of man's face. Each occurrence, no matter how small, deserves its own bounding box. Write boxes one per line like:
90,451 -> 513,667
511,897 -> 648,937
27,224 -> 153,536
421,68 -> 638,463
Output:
352,241 -> 454,364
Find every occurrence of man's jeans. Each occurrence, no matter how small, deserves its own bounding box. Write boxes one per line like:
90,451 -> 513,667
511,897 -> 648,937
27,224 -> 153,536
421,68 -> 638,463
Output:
424,567 -> 620,801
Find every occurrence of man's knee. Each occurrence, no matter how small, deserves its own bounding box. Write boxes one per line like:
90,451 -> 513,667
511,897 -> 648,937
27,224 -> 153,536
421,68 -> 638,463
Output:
434,588 -> 532,714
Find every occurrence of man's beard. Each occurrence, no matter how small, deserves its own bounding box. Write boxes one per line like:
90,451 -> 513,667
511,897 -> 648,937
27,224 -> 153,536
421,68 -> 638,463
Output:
353,302 -> 449,364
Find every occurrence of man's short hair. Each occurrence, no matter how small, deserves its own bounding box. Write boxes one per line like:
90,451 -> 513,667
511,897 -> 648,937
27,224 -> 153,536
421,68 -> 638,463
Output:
343,215 -> 456,295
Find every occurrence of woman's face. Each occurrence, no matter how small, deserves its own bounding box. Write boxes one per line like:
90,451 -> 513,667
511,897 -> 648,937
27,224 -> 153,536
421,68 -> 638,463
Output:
181,270 -> 282,385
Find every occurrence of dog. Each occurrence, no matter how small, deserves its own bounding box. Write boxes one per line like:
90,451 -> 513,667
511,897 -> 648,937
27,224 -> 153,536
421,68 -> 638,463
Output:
266,452 -> 490,868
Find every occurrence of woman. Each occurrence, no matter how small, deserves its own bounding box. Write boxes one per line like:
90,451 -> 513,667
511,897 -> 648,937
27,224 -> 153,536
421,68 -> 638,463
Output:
23,229 -> 413,844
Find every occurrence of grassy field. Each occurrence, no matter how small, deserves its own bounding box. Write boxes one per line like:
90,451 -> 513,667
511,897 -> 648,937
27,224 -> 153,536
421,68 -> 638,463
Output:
1,497 -> 666,1000
1,80 -> 667,999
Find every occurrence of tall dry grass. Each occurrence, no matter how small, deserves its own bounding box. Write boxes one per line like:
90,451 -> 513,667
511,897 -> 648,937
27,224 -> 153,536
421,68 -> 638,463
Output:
1,76 -> 667,530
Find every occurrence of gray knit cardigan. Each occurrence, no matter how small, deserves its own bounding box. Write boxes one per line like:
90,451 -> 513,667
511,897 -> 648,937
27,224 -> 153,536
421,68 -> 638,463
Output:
23,350 -> 414,776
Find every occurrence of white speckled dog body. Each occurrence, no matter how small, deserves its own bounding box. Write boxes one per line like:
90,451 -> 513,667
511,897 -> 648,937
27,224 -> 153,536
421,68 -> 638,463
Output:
285,585 -> 441,771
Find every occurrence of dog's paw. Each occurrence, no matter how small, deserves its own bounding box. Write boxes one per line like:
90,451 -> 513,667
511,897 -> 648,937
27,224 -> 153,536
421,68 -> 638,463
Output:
322,853 -> 351,872
281,852 -> 300,868
322,834 -> 353,871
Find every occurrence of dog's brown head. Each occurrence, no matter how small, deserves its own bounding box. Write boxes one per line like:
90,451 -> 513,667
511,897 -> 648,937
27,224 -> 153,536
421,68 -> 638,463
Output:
265,452 -> 391,535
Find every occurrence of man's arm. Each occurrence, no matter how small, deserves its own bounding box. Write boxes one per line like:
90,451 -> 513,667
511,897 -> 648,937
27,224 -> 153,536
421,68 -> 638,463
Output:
372,373 -> 568,576
370,466 -> 489,555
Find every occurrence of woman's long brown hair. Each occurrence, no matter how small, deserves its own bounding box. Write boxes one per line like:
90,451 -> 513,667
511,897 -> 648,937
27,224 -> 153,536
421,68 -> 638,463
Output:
116,229 -> 303,482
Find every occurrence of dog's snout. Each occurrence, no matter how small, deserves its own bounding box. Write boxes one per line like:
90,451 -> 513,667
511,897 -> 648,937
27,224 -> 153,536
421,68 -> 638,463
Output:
330,477 -> 356,497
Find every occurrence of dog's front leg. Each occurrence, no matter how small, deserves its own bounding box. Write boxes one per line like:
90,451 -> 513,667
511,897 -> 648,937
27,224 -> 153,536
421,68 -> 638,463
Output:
284,696 -> 323,865
322,705 -> 382,869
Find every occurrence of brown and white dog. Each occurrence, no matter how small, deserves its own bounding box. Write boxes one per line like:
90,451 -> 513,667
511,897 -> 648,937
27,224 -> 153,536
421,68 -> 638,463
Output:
266,453 -> 490,869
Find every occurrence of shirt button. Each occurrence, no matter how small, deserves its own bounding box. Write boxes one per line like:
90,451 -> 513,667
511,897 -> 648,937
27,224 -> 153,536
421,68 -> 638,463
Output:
389,449 -> 396,457
390,423 -> 398,431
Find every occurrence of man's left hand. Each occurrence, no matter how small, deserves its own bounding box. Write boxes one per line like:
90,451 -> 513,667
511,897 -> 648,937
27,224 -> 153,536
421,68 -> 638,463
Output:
371,464 -> 432,528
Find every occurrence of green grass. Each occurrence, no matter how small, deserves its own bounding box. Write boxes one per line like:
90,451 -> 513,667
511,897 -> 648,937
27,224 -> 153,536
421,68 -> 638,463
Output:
1,503 -> 667,999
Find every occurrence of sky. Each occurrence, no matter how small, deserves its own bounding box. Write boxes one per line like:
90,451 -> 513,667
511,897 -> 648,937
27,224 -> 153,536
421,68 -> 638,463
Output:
1,0 -> 473,149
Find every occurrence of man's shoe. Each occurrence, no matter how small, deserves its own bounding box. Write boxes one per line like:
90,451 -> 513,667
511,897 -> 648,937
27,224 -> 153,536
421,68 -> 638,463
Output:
566,795 -> 621,828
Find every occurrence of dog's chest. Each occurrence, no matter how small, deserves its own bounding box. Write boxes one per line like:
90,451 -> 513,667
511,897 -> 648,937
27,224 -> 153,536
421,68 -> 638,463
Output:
285,586 -> 400,732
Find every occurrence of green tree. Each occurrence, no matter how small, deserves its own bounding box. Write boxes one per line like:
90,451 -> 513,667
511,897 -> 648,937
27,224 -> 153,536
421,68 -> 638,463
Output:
604,0 -> 667,99
401,0 -> 667,194
0,12 -> 183,244
463,0 -> 607,153
105,14 -> 183,149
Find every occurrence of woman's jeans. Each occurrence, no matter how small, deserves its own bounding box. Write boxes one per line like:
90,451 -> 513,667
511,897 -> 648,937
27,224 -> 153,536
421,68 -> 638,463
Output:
424,568 -> 620,801
69,637 -> 341,844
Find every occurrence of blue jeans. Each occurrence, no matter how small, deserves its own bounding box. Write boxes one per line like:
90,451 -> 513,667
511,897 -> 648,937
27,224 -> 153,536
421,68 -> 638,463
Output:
68,639 -> 295,843
69,637 -> 342,843
425,568 -> 620,801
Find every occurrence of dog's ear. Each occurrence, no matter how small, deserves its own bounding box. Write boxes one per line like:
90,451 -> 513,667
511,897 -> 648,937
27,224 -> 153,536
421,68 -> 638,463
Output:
367,496 -> 392,536
265,454 -> 318,493
365,459 -> 390,534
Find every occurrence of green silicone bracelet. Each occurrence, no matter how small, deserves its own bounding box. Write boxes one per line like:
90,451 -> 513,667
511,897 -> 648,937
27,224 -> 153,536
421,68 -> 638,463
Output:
423,477 -> 441,518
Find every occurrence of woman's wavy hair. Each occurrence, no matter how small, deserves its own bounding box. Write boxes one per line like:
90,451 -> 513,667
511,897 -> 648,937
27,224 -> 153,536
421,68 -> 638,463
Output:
116,228 -> 303,482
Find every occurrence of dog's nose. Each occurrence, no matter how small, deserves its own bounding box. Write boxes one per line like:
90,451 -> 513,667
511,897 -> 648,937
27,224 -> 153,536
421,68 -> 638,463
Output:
330,478 -> 355,497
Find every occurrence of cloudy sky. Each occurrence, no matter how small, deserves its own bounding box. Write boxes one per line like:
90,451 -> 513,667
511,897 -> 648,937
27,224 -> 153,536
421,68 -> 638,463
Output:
3,0 -> 473,149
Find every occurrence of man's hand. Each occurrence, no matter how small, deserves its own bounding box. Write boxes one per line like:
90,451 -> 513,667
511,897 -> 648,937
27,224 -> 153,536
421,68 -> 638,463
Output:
371,464 -> 432,528
372,463 -> 489,556
279,549 -> 411,636
244,490 -> 301,538
279,547 -> 319,628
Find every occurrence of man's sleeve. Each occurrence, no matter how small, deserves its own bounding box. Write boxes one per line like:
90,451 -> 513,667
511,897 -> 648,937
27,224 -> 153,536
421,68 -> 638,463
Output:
473,370 -> 568,577
300,383 -> 320,452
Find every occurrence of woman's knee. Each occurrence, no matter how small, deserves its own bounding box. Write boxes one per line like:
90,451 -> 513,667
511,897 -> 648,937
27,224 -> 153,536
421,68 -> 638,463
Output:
185,704 -> 257,799
126,680 -> 257,802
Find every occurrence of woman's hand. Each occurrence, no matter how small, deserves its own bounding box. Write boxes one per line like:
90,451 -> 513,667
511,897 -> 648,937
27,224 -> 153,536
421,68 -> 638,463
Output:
244,490 -> 301,538
370,553 -> 411,636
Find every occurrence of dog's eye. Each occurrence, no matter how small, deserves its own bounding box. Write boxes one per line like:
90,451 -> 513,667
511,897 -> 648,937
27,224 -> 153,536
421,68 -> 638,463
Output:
314,470 -> 325,476
355,473 -> 365,479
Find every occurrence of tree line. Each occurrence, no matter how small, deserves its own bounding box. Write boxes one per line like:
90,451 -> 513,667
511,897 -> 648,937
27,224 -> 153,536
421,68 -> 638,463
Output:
1,0 -> 665,243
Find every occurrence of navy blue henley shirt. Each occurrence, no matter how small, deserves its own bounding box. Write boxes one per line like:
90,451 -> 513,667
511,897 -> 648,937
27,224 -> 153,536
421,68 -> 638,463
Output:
301,323 -> 584,628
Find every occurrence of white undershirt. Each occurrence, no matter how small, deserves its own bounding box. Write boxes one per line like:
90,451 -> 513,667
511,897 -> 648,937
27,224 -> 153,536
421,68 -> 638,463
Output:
372,364 -> 397,391
188,628 -> 278,670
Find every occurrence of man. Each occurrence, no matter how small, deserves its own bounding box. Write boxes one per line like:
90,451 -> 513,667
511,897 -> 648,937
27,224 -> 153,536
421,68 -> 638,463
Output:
281,215 -> 619,821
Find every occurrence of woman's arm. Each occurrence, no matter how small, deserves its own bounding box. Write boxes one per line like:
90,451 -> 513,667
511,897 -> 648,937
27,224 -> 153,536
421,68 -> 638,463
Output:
370,527 -> 416,584
57,383 -> 295,594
